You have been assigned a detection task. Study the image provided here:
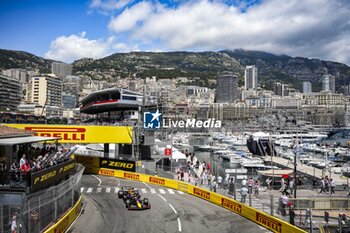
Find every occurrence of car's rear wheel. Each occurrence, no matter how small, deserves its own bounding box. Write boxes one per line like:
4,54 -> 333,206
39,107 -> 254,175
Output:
143,198 -> 149,205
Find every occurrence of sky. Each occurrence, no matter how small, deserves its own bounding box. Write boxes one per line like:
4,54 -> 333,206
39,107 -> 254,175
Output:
0,0 -> 350,65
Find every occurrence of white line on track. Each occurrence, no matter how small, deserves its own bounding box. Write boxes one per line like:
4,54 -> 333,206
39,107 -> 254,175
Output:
167,188 -> 175,194
86,187 -> 93,193
80,187 -> 85,192
177,218 -> 182,232
150,189 -> 156,194
97,187 -> 102,193
177,191 -> 184,194
159,189 -> 166,194
114,187 -> 119,193
169,204 -> 177,214
141,188 -> 147,193
115,178 -> 120,188
157,194 -> 167,202
143,182 -> 152,189
92,175 -> 102,187
106,187 -> 111,193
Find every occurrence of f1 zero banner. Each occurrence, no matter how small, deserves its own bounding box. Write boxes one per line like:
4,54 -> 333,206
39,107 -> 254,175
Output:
3,124 -> 133,144
31,160 -> 76,192
99,158 -> 136,172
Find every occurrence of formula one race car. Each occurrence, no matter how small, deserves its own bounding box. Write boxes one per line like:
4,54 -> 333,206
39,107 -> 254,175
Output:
118,187 -> 151,210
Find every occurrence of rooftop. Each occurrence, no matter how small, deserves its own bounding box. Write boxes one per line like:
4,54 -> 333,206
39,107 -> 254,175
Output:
0,125 -> 34,138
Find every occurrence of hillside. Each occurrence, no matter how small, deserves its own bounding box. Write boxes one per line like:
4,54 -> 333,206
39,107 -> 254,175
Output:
221,49 -> 350,91
0,49 -> 53,73
1,48 -> 350,92
73,51 -> 243,79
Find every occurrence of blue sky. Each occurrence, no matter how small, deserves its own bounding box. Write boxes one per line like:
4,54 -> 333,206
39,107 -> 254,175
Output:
0,0 -> 349,65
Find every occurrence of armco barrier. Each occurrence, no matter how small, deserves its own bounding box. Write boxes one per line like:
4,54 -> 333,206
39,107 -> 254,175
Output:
43,195 -> 82,233
92,167 -> 306,233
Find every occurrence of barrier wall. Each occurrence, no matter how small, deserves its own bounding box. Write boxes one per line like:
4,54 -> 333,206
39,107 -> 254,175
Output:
44,195 -> 82,233
77,155 -> 305,233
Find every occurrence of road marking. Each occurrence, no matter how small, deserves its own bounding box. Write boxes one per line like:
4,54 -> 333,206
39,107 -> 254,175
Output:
168,188 -> 175,194
177,191 -> 184,194
97,187 -> 102,193
87,187 -> 93,193
143,182 -> 152,189
114,187 -> 119,193
92,175 -> 102,187
169,204 -> 177,214
150,189 -> 156,194
177,218 -> 182,232
80,187 -> 85,192
159,189 -> 166,194
141,188 -> 147,194
157,194 -> 167,202
106,187 -> 111,193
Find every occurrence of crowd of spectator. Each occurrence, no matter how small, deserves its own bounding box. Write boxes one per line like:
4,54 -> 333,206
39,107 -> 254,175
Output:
9,146 -> 71,185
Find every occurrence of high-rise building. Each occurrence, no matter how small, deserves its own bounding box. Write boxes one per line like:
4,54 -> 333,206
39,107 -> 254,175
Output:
52,62 -> 72,79
244,65 -> 258,90
62,93 -> 76,109
0,75 -> 21,111
215,74 -> 238,103
303,81 -> 312,94
322,74 -> 336,93
26,74 -> 62,108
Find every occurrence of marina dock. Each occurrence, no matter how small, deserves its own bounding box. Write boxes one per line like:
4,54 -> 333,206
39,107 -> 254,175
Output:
264,156 -> 349,186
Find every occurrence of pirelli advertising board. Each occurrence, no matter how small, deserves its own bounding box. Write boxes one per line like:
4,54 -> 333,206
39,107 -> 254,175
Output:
99,158 -> 136,172
4,124 -> 133,144
31,159 -> 76,192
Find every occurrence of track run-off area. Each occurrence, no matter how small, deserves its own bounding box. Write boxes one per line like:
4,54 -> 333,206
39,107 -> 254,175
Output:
69,174 -> 270,233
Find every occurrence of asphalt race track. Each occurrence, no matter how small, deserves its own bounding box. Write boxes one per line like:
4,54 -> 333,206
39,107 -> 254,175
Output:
69,175 -> 271,233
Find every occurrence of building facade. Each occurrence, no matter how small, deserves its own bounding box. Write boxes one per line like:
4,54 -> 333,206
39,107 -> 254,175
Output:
52,62 -> 72,79
215,74 -> 238,103
303,81 -> 312,94
26,74 -> 62,109
244,65 -> 258,90
322,74 -> 336,93
0,75 -> 21,111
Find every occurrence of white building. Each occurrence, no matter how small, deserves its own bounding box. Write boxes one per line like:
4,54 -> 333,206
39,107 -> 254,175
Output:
303,81 -> 312,94
322,74 -> 336,93
244,65 -> 258,90
26,74 -> 62,115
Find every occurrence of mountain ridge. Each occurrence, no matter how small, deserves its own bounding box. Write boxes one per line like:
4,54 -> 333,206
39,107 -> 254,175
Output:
1,48 -> 350,91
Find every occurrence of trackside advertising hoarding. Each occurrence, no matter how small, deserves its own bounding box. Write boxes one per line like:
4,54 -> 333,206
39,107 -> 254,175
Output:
31,160 -> 75,192
4,124 -> 133,144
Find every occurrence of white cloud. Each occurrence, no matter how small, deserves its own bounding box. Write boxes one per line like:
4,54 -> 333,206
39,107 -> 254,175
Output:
108,1 -> 153,32
45,32 -> 114,62
89,0 -> 133,13
106,0 -> 350,64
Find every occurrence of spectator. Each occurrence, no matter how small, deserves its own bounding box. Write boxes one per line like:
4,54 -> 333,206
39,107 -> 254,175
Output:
217,175 -> 222,189
20,161 -> 31,179
11,215 -> 17,233
19,154 -> 26,167
254,180 -> 260,197
241,177 -> 247,187
241,186 -> 248,203
289,205 -> 296,225
266,177 -> 272,190
279,178 -> 286,192
319,177 -> 326,194
330,178 -> 335,195
248,177 -> 254,194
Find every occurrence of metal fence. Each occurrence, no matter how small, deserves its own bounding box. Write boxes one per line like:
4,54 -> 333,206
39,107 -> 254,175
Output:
0,164 -> 84,233
291,198 -> 350,210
